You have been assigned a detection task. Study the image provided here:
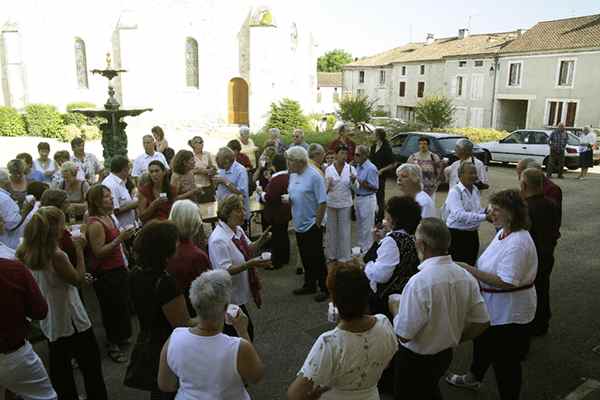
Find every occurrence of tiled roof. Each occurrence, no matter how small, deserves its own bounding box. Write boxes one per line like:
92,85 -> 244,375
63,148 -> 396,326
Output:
500,14 -> 600,53
346,32 -> 518,68
317,72 -> 342,87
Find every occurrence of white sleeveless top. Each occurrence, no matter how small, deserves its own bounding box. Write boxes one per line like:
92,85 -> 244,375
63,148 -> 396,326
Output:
31,264 -> 91,342
167,328 -> 250,400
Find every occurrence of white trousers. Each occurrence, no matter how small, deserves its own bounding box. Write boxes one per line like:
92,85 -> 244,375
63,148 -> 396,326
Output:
355,194 -> 377,252
0,341 -> 56,400
326,206 -> 352,261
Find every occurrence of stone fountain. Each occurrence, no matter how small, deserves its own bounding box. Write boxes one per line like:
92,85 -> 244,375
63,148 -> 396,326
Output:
72,53 -> 152,167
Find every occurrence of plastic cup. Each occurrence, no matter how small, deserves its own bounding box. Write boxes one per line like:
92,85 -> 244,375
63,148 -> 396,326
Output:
225,304 -> 240,325
281,194 -> 289,203
159,193 -> 167,199
261,252 -> 272,261
25,194 -> 35,203
351,247 -> 362,256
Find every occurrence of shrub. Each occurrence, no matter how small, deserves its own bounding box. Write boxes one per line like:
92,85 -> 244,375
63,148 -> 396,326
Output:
0,106 -> 26,137
62,112 -> 88,127
61,124 -> 82,143
66,102 -> 96,112
338,95 -> 375,126
265,98 -> 310,136
435,127 -> 508,143
252,129 -> 372,152
372,110 -> 390,117
80,124 -> 102,141
415,96 -> 455,129
24,104 -> 65,138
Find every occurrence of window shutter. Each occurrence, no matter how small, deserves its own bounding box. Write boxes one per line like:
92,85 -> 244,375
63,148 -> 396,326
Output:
548,102 -> 557,126
450,77 -> 457,97
471,74 -> 483,100
566,102 -> 577,127
470,107 -> 484,128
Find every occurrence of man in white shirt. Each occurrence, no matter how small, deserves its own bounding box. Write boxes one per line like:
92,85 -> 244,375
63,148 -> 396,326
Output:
443,162 -> 489,265
390,218 -> 490,400
131,135 -> 169,178
396,163 -> 437,218
445,139 -> 488,190
0,171 -> 33,249
70,137 -> 102,184
213,147 -> 249,219
101,155 -> 138,229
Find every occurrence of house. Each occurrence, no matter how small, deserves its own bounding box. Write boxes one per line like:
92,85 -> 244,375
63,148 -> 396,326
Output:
316,72 -> 342,114
0,0 -> 318,133
494,14 -> 600,131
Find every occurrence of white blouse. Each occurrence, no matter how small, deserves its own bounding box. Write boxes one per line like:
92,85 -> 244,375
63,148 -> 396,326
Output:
325,163 -> 356,209
208,222 -> 251,306
476,229 -> 538,326
32,262 -> 92,342
299,314 -> 398,400
444,183 -> 486,231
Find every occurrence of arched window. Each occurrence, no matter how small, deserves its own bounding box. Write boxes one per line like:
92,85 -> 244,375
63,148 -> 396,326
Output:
185,37 -> 199,88
74,37 -> 89,89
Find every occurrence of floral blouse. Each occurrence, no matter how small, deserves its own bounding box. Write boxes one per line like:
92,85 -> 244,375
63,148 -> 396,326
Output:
407,151 -> 442,197
299,314 -> 398,400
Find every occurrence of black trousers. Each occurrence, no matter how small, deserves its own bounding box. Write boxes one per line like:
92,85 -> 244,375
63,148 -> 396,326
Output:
222,304 -> 255,341
271,222 -> 291,268
375,176 -> 386,224
93,267 -> 132,344
471,324 -> 531,400
394,345 -> 453,400
448,229 -> 479,266
547,151 -> 565,177
48,328 -> 107,400
531,254 -> 555,331
296,225 -> 328,292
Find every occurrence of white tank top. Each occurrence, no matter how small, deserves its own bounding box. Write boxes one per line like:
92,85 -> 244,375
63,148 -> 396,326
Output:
167,328 -> 250,400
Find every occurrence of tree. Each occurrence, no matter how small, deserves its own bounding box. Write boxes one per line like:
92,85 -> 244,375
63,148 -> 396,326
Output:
338,95 -> 375,127
317,49 -> 353,72
265,98 -> 310,136
415,96 -> 455,129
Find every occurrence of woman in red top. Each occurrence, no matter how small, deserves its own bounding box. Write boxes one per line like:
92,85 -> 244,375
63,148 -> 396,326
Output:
328,125 -> 356,163
167,199 -> 211,315
138,160 -> 175,224
86,184 -> 135,363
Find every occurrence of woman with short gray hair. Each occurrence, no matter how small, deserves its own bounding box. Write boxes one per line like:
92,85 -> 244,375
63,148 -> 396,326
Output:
158,270 -> 264,398
60,161 -> 89,221
396,163 -> 437,218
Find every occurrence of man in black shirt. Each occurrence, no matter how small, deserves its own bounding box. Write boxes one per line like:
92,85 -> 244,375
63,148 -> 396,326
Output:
369,128 -> 397,223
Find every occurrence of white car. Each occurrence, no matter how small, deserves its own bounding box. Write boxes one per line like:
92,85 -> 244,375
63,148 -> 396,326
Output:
479,129 -> 599,169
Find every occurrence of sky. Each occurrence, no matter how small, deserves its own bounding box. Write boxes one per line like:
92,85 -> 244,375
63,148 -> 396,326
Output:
292,0 -> 600,57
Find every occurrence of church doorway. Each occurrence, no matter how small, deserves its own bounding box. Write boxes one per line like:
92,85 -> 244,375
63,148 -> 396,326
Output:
228,78 -> 249,125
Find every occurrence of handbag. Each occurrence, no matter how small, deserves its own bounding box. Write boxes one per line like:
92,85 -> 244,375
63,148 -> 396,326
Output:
123,273 -> 164,391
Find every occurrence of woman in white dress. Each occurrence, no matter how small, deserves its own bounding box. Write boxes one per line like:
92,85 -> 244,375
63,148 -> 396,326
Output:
325,144 -> 356,262
288,261 -> 398,400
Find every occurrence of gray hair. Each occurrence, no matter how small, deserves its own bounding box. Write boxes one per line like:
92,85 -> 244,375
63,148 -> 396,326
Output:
60,161 -> 79,176
216,147 -> 235,162
458,161 -> 476,177
189,270 -> 232,321
308,143 -> 325,160
356,144 -> 369,157
518,157 -> 541,170
456,138 -> 474,153
416,218 -> 451,255
396,163 -> 423,185
169,199 -> 203,241
269,127 -> 281,137
285,146 -> 309,163
522,168 -> 544,192
0,169 -> 9,186
583,126 -> 591,133
239,126 -> 250,136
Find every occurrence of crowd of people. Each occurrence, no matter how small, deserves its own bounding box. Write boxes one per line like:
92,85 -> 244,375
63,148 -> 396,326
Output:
0,122 -> 569,400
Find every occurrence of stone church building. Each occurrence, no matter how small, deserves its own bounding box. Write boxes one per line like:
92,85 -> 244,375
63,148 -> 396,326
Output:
0,0 -> 318,134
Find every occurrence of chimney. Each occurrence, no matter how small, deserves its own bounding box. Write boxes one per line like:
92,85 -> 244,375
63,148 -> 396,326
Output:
426,33 -> 434,45
458,28 -> 469,39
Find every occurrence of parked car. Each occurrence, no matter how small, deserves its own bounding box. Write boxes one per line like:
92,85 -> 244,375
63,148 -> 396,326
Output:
479,129 -> 600,169
389,132 -> 490,165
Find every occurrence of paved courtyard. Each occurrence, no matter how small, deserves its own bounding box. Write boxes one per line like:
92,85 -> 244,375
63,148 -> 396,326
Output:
31,164 -> 600,400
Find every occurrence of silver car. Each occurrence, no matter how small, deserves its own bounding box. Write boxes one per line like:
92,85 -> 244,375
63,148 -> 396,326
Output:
479,129 -> 599,169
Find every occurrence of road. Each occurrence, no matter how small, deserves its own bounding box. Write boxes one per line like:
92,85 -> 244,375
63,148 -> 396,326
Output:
32,164 -> 600,400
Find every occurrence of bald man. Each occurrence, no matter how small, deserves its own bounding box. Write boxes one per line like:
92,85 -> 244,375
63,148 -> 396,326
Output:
516,158 -> 562,226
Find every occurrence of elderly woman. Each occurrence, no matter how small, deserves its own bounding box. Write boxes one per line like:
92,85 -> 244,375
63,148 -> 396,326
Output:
407,136 -> 443,198
59,161 -> 89,221
17,206 -> 107,400
266,127 -> 288,155
33,142 -> 57,184
7,159 -> 28,207
443,162 -> 489,266
129,220 -> 195,399
578,126 -> 597,180
396,164 -> 437,218
51,150 -> 73,189
363,196 -> 421,317
86,184 -> 135,363
325,144 -> 356,262
171,150 -> 203,202
138,160 -> 175,224
288,261 -> 398,400
239,125 -> 258,169
189,136 -> 217,203
208,194 -> 272,339
167,200 -> 211,315
370,128 -> 396,223
447,189 -> 538,400
158,270 -> 264,398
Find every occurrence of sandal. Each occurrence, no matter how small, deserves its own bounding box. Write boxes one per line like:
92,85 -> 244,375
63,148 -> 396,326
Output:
445,373 -> 481,390
107,345 -> 128,364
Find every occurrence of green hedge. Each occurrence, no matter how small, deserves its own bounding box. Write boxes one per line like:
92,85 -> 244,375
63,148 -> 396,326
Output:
0,106 -> 26,136
252,129 -> 372,151
66,101 -> 96,112
24,104 -> 64,138
434,127 -> 508,143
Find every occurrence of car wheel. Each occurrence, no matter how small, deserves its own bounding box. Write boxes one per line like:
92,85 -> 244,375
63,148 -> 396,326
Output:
482,150 -> 491,166
542,157 -> 549,171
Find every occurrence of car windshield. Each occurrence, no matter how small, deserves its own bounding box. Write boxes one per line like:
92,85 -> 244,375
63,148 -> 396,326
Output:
436,137 -> 464,153
567,133 -> 580,146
